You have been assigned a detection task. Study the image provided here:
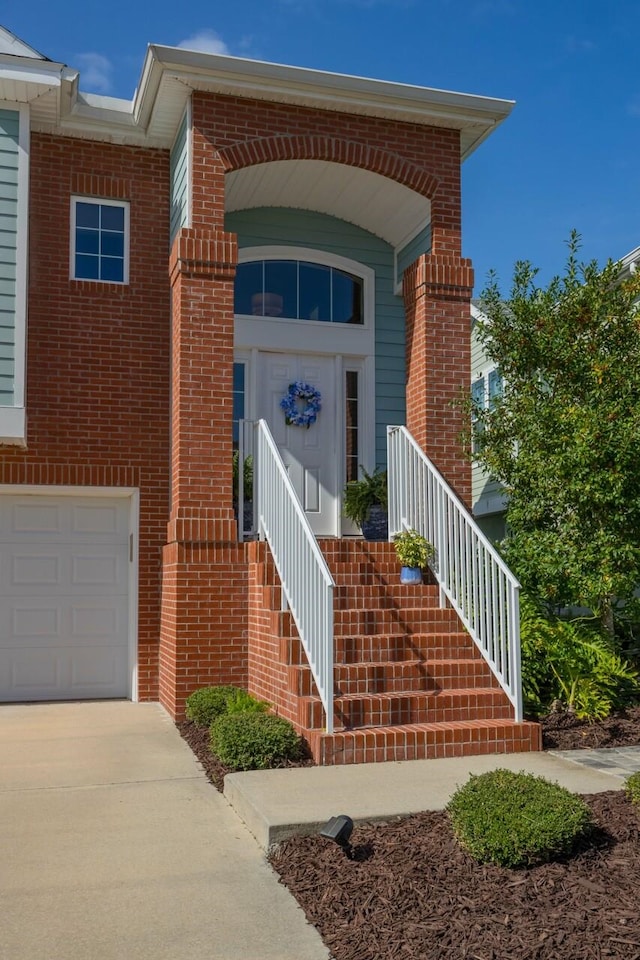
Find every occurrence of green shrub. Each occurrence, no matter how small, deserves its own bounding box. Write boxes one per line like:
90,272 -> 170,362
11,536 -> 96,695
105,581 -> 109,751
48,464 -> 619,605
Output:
520,597 -> 639,719
185,686 -> 245,726
225,689 -> 269,716
210,712 -> 303,771
447,769 -> 593,868
626,771 -> 640,806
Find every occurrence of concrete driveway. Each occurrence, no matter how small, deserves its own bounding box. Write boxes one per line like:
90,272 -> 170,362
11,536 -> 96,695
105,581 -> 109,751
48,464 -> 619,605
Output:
0,701 -> 328,960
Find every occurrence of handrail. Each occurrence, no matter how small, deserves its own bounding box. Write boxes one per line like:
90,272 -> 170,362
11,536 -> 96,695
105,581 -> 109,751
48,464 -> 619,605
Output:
250,419 -> 335,734
387,425 -> 523,720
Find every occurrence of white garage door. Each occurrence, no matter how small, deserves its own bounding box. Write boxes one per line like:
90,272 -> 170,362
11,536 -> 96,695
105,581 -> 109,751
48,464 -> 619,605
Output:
0,493 -> 131,702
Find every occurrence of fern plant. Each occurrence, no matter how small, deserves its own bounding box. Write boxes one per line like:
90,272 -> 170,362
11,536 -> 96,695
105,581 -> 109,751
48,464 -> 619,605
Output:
520,597 -> 639,719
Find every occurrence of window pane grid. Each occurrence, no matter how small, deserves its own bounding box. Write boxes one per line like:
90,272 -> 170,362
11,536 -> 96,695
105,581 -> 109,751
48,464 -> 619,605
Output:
345,370 -> 359,483
235,259 -> 363,324
73,200 -> 127,284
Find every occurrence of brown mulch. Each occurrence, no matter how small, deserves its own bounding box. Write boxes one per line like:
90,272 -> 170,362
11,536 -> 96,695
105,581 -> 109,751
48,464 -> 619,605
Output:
270,791 -> 640,960
541,706 -> 640,750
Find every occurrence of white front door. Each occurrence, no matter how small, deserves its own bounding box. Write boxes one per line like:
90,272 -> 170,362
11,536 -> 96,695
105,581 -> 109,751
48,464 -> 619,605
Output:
258,352 -> 338,536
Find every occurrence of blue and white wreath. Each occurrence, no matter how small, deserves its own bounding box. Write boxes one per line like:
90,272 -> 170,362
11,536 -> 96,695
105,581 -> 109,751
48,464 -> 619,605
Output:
280,381 -> 322,428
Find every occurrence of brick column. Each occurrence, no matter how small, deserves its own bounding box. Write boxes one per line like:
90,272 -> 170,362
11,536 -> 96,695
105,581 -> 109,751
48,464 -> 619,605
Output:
159,227 -> 248,717
403,253 -> 473,506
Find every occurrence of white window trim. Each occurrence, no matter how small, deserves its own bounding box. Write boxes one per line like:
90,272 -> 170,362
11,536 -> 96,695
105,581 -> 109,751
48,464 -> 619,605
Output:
0,485 -> 139,701
234,245 -> 375,356
70,196 -> 130,284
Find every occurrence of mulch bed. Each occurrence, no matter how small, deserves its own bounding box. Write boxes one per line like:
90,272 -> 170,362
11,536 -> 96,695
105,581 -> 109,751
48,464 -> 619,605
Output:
179,712 -> 640,958
541,706 -> 640,751
270,791 -> 640,960
177,719 -> 314,792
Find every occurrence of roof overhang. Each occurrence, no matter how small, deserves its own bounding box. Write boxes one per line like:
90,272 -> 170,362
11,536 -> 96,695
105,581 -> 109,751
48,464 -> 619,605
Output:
17,41 -> 513,154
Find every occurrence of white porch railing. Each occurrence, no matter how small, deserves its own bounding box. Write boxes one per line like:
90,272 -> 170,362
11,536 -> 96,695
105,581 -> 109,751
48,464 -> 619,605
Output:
387,425 -> 523,721
242,419 -> 336,734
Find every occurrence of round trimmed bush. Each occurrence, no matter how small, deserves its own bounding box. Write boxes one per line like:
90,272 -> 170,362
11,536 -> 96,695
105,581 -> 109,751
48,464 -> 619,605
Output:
446,769 -> 593,868
210,712 -> 303,771
185,686 -> 244,726
626,771 -> 640,806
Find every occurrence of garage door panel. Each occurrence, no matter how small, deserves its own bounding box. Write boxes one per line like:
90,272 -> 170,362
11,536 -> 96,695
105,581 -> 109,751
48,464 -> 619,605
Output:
3,544 -> 129,596
0,497 -> 129,542
0,493 -> 132,703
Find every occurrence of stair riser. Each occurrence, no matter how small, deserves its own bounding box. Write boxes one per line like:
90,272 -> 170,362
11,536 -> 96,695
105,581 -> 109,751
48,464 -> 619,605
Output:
280,634 -> 482,665
288,661 -> 500,697
300,691 -> 513,730
307,721 -> 542,765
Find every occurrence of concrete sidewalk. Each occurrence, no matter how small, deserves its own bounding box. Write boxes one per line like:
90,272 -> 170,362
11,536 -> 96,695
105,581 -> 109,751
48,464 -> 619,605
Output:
225,746 -> 637,850
0,702 -> 329,960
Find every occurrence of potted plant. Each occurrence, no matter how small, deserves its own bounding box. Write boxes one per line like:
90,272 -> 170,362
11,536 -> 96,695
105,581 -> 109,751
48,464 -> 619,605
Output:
393,528 -> 434,584
342,467 -> 388,541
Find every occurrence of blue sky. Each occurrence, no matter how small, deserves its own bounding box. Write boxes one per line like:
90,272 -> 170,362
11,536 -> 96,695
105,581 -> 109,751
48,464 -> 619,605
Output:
5,0 -> 639,292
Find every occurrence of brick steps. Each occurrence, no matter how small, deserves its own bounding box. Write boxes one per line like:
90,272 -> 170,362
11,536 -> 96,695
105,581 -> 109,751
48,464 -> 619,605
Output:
288,657 -> 500,697
307,718 -> 542,766
248,539 -> 540,765
300,687 -> 512,730
280,632 -> 482,665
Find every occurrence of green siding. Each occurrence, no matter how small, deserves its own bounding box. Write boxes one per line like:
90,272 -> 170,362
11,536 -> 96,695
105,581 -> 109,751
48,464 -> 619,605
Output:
226,207 -> 406,466
0,108 -> 18,406
170,110 -> 189,243
396,224 -> 431,278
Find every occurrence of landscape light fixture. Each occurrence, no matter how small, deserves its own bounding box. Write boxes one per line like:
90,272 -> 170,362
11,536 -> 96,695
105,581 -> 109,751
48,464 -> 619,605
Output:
319,814 -> 354,859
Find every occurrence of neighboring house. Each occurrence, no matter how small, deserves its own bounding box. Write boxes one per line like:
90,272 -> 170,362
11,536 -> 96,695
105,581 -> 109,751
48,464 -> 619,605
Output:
0,26 -> 540,761
471,301 -> 508,541
470,246 -> 640,541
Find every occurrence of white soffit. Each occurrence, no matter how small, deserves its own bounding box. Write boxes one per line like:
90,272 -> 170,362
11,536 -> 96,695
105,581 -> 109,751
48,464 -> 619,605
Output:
226,160 -> 430,248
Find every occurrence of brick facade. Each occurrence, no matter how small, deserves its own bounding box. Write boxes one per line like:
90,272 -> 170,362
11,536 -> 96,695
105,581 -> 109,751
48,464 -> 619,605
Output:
3,87 -> 473,721
1,133 -> 171,700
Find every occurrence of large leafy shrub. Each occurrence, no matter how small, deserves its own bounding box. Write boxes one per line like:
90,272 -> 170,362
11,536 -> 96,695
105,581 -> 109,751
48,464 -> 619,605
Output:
447,769 -> 592,868
210,712 -> 302,771
520,598 -> 638,719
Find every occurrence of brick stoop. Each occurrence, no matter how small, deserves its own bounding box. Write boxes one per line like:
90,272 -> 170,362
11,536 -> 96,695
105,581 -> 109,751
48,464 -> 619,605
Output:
248,539 -> 541,765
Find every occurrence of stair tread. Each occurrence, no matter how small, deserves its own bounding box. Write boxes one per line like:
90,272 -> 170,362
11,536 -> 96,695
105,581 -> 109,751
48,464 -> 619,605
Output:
317,717 -> 536,733
303,687 -> 505,703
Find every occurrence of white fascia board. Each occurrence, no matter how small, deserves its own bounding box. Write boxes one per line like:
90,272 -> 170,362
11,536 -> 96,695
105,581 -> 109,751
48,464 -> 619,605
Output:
0,54 -> 64,87
619,245 -> 640,277
134,44 -> 513,152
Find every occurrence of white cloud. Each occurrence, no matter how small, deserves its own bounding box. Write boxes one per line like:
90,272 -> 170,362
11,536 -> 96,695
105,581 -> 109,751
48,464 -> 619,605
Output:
566,35 -> 596,55
76,53 -> 113,94
177,30 -> 230,55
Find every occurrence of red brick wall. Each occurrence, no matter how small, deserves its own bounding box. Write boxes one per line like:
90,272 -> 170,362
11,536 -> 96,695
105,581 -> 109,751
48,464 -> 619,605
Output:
403,255 -> 473,505
0,133 -> 171,700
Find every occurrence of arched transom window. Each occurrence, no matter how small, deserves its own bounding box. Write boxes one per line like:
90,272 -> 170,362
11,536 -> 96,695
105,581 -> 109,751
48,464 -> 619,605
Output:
234,258 -> 364,325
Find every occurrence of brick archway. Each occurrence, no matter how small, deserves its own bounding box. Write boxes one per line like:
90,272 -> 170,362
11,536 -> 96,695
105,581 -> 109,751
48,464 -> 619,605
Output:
218,135 -> 439,200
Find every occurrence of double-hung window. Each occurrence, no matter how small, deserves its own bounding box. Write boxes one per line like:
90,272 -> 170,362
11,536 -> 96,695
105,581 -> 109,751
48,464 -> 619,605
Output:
71,197 -> 129,283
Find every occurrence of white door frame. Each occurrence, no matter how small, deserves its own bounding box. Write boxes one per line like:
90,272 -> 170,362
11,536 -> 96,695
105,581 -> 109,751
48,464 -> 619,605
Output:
0,484 -> 139,701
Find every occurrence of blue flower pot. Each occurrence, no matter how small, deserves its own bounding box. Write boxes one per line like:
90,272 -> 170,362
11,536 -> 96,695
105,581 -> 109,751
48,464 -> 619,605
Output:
400,566 -> 423,585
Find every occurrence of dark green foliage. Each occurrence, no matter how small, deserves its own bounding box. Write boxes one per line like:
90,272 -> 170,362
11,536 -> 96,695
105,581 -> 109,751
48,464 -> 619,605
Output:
471,233 -> 640,634
520,598 -> 639,719
447,769 -> 593,868
210,712 -> 303,771
185,685 -> 262,727
342,467 -> 387,527
232,451 -> 253,501
626,771 -> 640,806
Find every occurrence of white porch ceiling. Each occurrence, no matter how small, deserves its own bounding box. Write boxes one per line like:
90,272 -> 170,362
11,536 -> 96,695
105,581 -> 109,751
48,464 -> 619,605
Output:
225,159 -> 430,249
